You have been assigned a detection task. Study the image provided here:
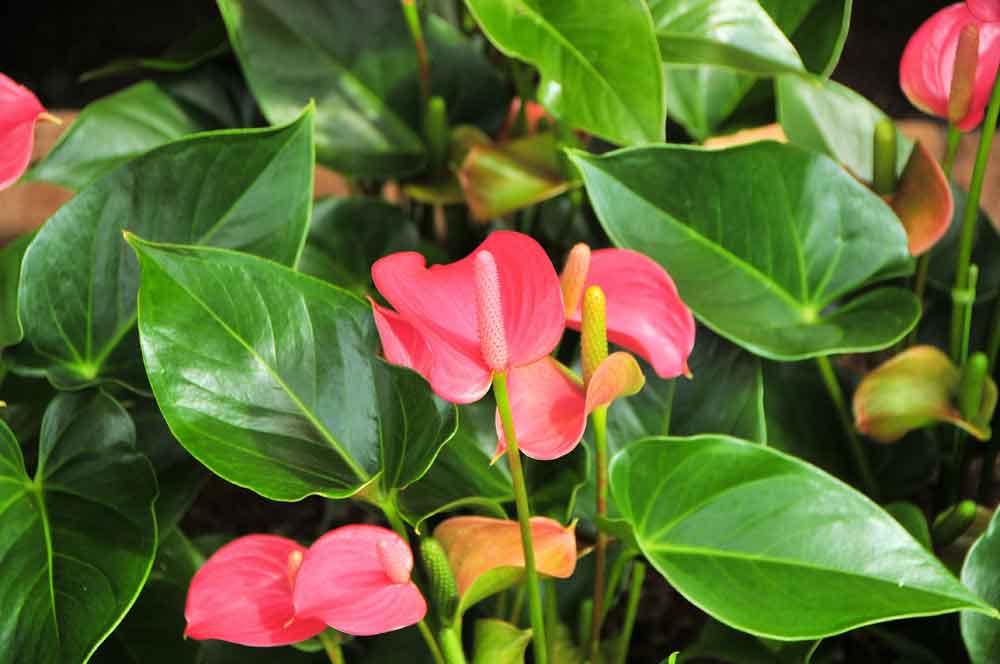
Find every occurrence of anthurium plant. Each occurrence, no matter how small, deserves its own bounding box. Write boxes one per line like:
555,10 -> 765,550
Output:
9,0 -> 1000,662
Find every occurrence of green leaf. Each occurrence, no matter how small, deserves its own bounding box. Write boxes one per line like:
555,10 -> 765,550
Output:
663,0 -> 851,140
682,619 -> 819,663
0,391 -> 158,664
473,619 -> 533,664
129,238 -> 457,501
0,232 -> 33,349
18,108 -> 315,390
776,74 -> 914,183
961,508 -> 1000,663
885,502 -> 933,551
219,0 -> 507,177
27,81 -> 206,190
457,567 -> 525,619
81,22 -> 230,81
570,142 -> 918,360
611,435 -> 993,639
649,0 -> 802,74
465,0 -> 665,145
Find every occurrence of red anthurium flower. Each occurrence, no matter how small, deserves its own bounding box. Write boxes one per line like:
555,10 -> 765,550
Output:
495,354 -> 645,460
293,525 -> 426,636
371,231 -> 564,403
900,2 -> 1000,131
0,73 -> 56,190
434,516 -> 577,595
561,244 -> 695,379
184,535 -> 326,647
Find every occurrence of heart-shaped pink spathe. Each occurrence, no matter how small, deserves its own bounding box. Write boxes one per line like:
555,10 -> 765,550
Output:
371,230 -> 565,404
900,3 -> 1000,131
0,73 -> 50,190
184,535 -> 326,647
292,525 -> 427,636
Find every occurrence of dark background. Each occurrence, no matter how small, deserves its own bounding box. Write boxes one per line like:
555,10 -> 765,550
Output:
0,1 -> 961,118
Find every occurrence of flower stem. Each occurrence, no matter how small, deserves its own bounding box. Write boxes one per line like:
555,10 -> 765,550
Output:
438,626 -> 467,664
419,621 -> 447,664
943,124 -> 962,176
589,405 -> 609,664
816,356 -> 878,498
950,71 -> 1000,361
319,631 -> 345,664
614,562 -> 646,664
492,371 -> 548,664
401,0 -> 431,100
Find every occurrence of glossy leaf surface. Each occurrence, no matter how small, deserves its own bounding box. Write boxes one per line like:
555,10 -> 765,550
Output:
465,0 -> 665,146
27,81 -> 205,190
130,239 -> 456,500
18,110 -> 314,389
570,142 -> 918,360
611,436 -> 993,638
962,508 -> 1000,663
0,392 -> 157,664
0,232 -> 33,349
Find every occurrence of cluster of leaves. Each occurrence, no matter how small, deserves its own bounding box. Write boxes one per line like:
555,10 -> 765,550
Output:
5,1 -> 1000,663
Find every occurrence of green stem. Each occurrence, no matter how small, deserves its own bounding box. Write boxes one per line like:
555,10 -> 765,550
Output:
601,550 -> 634,624
508,583 -> 526,625
418,621 -> 447,664
662,379 -> 677,436
979,299 -> 1000,501
950,72 -> 1000,361
943,124 -> 962,177
492,372 -> 548,664
382,489 -> 410,544
614,563 -> 646,664
438,626 -> 467,664
816,356 -> 878,498
318,632 -> 345,664
401,0 -> 431,100
589,406 -> 609,664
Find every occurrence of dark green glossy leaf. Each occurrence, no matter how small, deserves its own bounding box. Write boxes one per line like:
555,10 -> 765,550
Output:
298,197 -> 424,295
466,0 -> 665,146
219,0 -> 507,176
649,0 -> 802,74
18,109 -> 314,390
961,508 -> 1000,663
777,75 -> 914,182
0,232 -> 33,349
663,0 -> 850,141
683,619 -> 819,663
81,22 -> 229,81
0,391 -> 157,664
27,82 -> 206,190
611,436 -> 993,639
570,142 -> 918,360
129,239 -> 457,501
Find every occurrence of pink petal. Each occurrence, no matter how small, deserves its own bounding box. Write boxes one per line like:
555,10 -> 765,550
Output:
184,535 -> 325,647
433,516 -> 577,596
495,357 -> 587,461
370,298 -> 434,383
293,525 -> 427,636
566,249 -> 695,379
0,73 -> 45,191
584,352 -> 646,413
968,0 -> 1000,22
371,232 -> 563,402
900,5 -> 1000,130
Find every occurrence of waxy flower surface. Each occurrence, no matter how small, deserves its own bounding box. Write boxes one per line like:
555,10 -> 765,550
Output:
900,1 -> 1000,131
184,526 -> 425,647
0,73 -> 52,190
371,231 -> 564,403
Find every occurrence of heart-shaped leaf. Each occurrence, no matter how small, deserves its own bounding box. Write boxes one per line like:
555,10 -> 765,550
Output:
570,142 -> 918,360
465,0 -> 664,146
776,74 -> 914,182
0,391 -> 158,664
649,0 -> 802,74
27,81 -> 206,190
0,232 -> 33,349
18,108 -> 314,390
961,508 -> 1000,663
129,238 -> 457,501
611,435 -> 994,639
219,0 -> 508,177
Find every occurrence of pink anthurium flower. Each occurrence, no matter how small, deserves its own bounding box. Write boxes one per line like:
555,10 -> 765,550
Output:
495,353 -> 645,460
371,231 -> 564,403
184,535 -> 326,647
0,73 -> 56,190
900,2 -> 1000,131
434,516 -> 577,595
560,244 -> 695,379
293,525 -> 427,636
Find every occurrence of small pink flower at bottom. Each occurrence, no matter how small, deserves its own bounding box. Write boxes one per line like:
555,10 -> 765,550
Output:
184,535 -> 326,647
0,73 -> 54,190
293,525 -> 427,636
